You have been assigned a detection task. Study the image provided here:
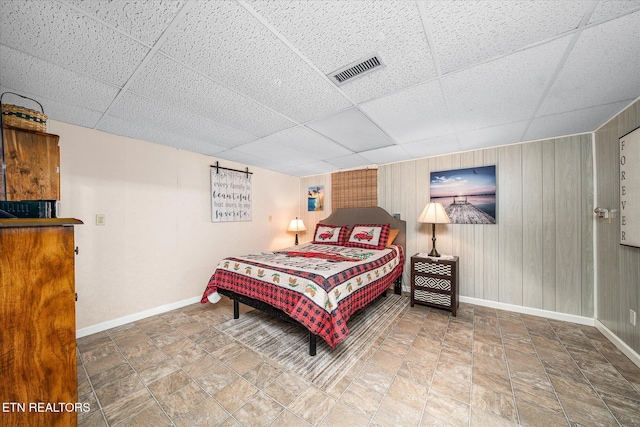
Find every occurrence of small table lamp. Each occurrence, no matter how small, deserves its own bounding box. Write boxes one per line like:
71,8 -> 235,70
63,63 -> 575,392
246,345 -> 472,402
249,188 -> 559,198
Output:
418,202 -> 450,257
287,217 -> 306,245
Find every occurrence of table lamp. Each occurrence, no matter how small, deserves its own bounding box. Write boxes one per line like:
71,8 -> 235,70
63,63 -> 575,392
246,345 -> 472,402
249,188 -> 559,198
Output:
417,202 -> 450,257
287,217 -> 306,245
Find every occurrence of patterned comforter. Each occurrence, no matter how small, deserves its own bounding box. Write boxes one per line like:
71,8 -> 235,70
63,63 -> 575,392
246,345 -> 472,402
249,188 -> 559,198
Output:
201,243 -> 404,347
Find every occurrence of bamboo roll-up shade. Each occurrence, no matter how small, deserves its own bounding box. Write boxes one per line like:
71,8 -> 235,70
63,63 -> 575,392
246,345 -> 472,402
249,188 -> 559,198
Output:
331,168 -> 377,209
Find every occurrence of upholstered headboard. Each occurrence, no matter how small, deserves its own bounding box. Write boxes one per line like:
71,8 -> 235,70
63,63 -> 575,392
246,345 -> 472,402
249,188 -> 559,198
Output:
320,206 -> 406,253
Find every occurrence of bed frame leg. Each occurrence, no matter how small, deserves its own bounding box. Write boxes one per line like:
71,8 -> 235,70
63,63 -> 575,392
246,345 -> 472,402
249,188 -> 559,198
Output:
233,300 -> 239,319
394,277 -> 402,295
309,332 -> 317,356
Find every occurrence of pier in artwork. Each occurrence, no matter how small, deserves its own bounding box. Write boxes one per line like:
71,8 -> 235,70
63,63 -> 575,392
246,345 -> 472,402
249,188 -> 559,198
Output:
444,199 -> 495,224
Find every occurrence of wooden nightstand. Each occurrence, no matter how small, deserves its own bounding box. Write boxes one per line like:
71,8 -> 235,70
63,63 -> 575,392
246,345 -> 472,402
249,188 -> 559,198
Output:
410,254 -> 459,316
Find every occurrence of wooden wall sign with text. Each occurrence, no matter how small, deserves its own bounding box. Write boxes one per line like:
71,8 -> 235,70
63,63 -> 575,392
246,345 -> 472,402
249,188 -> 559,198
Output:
211,168 -> 252,223
620,126 -> 640,248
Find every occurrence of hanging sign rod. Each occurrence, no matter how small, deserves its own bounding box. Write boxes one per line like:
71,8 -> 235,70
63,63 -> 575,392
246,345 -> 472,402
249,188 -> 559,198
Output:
210,161 -> 252,178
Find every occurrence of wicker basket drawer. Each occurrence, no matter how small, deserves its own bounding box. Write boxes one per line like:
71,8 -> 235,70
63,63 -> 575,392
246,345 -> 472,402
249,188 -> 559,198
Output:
413,260 -> 452,276
414,289 -> 452,307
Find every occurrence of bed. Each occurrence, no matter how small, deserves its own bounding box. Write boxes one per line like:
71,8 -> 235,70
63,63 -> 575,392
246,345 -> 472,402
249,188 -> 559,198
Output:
201,206 -> 406,355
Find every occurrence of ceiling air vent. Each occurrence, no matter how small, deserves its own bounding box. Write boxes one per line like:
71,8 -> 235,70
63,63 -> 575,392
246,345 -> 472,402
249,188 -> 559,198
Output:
329,54 -> 385,86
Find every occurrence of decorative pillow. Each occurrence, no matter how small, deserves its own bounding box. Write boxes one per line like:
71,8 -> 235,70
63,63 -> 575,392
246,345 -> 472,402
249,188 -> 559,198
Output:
345,223 -> 391,250
386,229 -> 400,247
312,224 -> 350,245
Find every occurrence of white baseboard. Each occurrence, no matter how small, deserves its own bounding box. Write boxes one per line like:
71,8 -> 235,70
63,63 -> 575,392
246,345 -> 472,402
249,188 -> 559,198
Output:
459,296 -> 595,326
595,320 -> 640,369
76,296 -> 202,338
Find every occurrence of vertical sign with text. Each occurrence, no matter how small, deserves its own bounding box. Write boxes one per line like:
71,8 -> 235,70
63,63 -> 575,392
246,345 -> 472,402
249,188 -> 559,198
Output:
620,126 -> 640,247
211,168 -> 252,222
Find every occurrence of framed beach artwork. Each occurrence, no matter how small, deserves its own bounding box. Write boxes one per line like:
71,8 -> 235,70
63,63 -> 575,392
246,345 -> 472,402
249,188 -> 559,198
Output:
430,166 -> 497,224
308,185 -> 324,211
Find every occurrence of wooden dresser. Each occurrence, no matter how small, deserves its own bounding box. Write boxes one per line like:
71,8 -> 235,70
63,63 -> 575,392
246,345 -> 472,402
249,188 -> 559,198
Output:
0,218 -> 82,426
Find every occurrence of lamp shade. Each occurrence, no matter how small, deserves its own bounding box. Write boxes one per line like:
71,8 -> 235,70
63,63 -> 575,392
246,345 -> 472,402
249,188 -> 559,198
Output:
418,202 -> 451,224
287,218 -> 307,232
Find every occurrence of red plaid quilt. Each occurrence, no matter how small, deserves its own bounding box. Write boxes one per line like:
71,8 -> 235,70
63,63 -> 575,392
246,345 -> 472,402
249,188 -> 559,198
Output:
201,243 -> 404,347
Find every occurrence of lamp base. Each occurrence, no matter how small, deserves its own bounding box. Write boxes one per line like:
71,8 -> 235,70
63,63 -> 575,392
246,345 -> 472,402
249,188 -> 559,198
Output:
295,233 -> 299,245
429,223 -> 440,257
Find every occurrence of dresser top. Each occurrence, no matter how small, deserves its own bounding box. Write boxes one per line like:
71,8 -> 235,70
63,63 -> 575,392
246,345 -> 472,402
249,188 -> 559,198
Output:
0,218 -> 83,228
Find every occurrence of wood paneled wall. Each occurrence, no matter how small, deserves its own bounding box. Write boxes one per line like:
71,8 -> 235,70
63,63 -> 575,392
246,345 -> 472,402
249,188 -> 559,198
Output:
379,135 -> 594,317
594,99 -> 640,354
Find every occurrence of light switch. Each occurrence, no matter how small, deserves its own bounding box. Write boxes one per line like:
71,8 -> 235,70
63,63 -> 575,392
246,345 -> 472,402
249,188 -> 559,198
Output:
96,214 -> 106,226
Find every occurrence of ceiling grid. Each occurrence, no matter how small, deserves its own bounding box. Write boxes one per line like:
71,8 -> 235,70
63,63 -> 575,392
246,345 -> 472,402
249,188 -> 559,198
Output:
0,0 -> 638,176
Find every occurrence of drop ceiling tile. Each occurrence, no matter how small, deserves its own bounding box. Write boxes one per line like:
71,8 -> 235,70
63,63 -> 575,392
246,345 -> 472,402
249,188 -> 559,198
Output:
160,0 -> 351,123
424,0 -> 591,74
64,0 -> 186,45
264,163 -> 308,177
537,11 -> 640,116
306,108 -> 395,152
324,153 -> 372,170
0,0 -> 149,86
266,126 -> 352,160
247,0 -> 437,102
108,91 -> 256,149
589,0 -> 640,23
216,148 -> 286,171
98,114 -> 226,156
233,139 -> 313,165
0,45 -> 119,112
457,121 -> 528,152
358,145 -> 412,165
441,35 -> 572,133
400,135 -> 460,159
129,54 -> 295,137
361,79 -> 454,144
525,101 -> 633,141
296,161 -> 337,176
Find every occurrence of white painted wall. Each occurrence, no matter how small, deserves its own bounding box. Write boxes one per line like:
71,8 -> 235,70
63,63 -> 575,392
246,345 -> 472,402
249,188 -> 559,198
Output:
48,120 -> 299,330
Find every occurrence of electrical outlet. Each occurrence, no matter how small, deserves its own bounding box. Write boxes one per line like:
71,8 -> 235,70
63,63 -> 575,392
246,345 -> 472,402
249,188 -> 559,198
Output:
96,214 -> 106,226
631,309 -> 637,327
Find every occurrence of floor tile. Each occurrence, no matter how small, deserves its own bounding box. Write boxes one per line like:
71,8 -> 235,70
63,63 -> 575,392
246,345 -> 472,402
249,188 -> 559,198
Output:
148,369 -> 192,400
388,375 -> 429,411
423,390 -> 470,426
320,402 -> 370,427
470,383 -> 518,423
272,409 -> 312,427
173,397 -> 229,427
159,381 -> 208,420
338,378 -> 385,419
242,361 -> 282,389
117,403 -> 171,427
263,370 -> 310,407
101,388 -> 156,426
213,377 -> 259,413
233,391 -> 284,427
289,386 -> 335,426
76,299 -> 640,427
373,394 -> 422,427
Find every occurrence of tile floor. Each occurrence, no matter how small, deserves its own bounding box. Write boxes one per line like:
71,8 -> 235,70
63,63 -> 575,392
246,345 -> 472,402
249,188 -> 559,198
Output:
77,296 -> 640,426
